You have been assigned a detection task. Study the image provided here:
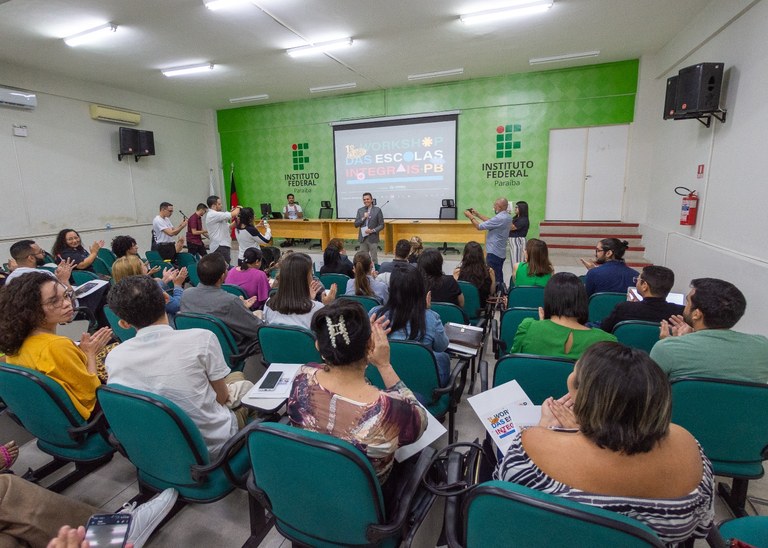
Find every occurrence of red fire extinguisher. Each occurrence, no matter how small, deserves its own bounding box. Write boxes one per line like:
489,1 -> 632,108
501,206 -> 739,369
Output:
676,187 -> 698,226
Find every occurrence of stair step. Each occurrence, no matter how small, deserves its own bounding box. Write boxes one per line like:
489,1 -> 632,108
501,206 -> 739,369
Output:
541,222 -> 639,227
549,244 -> 645,252
540,233 -> 641,239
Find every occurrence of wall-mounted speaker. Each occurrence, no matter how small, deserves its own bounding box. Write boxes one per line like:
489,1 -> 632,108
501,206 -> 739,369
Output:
675,63 -> 723,117
663,76 -> 679,120
137,130 -> 155,156
119,127 -> 138,154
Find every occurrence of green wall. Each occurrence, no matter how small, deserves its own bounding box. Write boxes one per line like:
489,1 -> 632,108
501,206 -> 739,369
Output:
217,59 -> 638,236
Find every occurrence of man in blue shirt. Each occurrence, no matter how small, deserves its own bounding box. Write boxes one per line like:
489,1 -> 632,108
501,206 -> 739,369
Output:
464,197 -> 512,287
582,238 -> 638,296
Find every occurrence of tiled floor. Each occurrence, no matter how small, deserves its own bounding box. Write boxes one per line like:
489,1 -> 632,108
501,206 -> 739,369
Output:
2,248 -> 766,546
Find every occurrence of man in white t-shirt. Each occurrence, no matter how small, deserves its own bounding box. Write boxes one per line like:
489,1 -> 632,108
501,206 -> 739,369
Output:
106,275 -> 254,458
280,193 -> 303,247
203,195 -> 240,265
152,202 -> 187,261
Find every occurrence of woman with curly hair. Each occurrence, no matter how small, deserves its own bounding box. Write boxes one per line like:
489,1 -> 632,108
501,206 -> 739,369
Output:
0,273 -> 113,418
110,235 -> 139,259
51,228 -> 104,272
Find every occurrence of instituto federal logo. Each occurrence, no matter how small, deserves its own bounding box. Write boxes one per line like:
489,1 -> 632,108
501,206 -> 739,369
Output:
496,124 -> 521,158
291,142 -> 309,171
481,123 -> 534,186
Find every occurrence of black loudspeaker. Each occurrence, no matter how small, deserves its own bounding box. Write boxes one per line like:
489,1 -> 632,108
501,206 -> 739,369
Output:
137,130 -> 155,156
663,76 -> 679,120
675,63 -> 723,117
119,127 -> 138,154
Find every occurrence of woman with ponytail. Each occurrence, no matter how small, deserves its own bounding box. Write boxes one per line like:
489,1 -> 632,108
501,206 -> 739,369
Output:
345,251 -> 388,304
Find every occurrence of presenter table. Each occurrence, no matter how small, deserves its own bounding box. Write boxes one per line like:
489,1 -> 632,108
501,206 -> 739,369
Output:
268,219 -> 365,251
385,220 -> 485,254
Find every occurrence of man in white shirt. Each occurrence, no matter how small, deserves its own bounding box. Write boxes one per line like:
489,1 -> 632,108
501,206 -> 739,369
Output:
106,275 -> 254,457
280,193 -> 303,247
204,195 -> 240,265
152,202 -> 187,261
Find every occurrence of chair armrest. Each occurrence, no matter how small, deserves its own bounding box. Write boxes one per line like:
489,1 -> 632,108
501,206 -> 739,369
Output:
432,358 -> 470,402
366,446 -> 437,543
190,419 -> 263,487
68,410 -> 109,443
230,338 -> 262,365
479,360 -> 489,392
443,450 -> 465,548
705,524 -> 729,548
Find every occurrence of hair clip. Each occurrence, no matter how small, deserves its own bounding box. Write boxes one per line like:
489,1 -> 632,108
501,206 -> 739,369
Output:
326,315 -> 351,348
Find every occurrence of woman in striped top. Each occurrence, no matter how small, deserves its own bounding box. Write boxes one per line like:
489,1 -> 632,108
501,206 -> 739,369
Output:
494,342 -> 714,546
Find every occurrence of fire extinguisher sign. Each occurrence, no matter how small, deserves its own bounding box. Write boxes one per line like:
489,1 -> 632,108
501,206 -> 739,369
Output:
697,164 -> 705,178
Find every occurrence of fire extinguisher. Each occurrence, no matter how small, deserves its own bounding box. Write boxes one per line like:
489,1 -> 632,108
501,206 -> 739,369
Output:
676,186 -> 698,226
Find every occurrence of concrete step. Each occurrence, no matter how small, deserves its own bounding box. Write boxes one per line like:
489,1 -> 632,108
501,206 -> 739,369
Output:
540,221 -> 640,236
541,235 -> 642,247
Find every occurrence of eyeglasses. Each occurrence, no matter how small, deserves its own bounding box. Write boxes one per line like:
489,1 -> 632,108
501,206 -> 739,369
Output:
43,289 -> 75,309
633,276 -> 641,283
594,248 -> 606,255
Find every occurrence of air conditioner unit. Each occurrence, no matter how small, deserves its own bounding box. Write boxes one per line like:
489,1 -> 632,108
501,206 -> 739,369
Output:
89,104 -> 141,125
0,87 -> 37,109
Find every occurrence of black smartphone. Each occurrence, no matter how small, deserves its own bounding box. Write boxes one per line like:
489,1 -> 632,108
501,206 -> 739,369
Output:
85,513 -> 132,547
259,370 -> 282,391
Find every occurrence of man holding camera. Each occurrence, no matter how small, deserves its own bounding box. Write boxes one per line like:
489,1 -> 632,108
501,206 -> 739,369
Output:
464,197 -> 512,287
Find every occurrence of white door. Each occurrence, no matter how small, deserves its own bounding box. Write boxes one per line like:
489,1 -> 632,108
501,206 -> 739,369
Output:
545,124 -> 628,221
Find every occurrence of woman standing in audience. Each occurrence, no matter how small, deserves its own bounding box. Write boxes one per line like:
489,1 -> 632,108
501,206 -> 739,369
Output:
0,272 -> 113,419
508,200 -> 530,264
52,229 -> 104,272
418,248 -> 464,307
264,252 -> 335,329
512,238 -> 554,287
319,243 -> 354,278
225,247 -> 270,310
511,272 -> 616,359
235,207 -> 271,260
288,299 -> 426,488
495,342 -> 714,546
370,266 -> 451,386
453,241 -> 495,304
345,251 -> 388,304
407,236 -> 424,264
110,255 -> 187,322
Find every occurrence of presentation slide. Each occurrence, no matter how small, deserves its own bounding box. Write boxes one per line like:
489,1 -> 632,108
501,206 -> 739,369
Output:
333,114 -> 458,219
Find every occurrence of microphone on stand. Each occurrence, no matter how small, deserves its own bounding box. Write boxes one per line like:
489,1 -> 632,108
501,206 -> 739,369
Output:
380,200 -> 390,208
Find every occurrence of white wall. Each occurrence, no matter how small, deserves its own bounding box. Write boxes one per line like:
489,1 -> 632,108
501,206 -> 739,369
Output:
628,0 -> 768,335
0,59 -> 221,259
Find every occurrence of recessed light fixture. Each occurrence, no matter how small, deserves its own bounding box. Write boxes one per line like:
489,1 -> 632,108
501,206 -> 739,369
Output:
309,82 -> 357,94
529,50 -> 600,65
287,38 -> 353,58
203,0 -> 251,10
460,1 -> 553,24
161,63 -> 215,77
408,68 -> 464,81
229,94 -> 270,103
63,23 -> 117,47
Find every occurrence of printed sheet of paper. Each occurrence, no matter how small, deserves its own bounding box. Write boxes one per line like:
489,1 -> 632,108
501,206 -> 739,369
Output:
468,380 -> 541,453
395,404 -> 447,462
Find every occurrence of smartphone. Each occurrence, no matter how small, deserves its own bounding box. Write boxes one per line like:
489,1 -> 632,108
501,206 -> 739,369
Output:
85,513 -> 131,547
259,371 -> 282,391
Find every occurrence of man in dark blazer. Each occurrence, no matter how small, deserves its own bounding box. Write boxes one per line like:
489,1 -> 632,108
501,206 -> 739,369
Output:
353,192 -> 384,264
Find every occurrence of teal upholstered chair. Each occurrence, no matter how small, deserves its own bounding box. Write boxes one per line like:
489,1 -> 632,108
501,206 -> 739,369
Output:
0,363 -> 114,491
588,292 -> 627,324
492,307 -> 539,358
71,269 -> 99,285
91,256 -> 113,278
337,294 -> 382,313
245,422 -> 436,547
507,285 -> 545,309
319,273 -> 350,292
713,516 -> 768,548
144,250 -> 162,262
186,263 -> 200,286
671,377 -> 768,517
482,353 -> 575,404
104,305 -> 136,343
431,302 -> 470,326
97,247 -> 117,268
612,320 -> 660,353
222,283 -> 248,298
174,252 -> 198,267
257,324 -> 321,366
175,312 -> 257,372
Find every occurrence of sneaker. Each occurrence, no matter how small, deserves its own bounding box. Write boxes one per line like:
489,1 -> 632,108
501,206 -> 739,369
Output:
120,488 -> 178,548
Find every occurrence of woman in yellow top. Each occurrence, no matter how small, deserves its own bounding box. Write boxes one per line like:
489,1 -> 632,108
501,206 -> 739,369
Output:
0,272 -> 113,419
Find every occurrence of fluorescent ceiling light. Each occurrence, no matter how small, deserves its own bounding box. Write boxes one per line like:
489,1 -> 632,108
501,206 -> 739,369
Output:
64,23 -> 117,47
204,0 -> 251,10
460,1 -> 553,24
287,38 -> 353,58
408,68 -> 464,81
229,94 -> 269,103
161,63 -> 215,77
309,82 -> 357,94
529,50 -> 600,65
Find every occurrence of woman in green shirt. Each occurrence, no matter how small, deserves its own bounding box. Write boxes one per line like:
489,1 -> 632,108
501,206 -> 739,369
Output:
511,272 -> 616,359
512,238 -> 554,287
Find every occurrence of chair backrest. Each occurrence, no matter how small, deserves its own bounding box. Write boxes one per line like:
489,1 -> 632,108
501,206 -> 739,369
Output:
222,283 -> 248,298
431,301 -> 470,325
71,270 -> 99,285
98,384 -> 211,483
439,206 -> 456,220
318,207 -> 334,219
175,312 -> 239,365
186,263 -> 200,286
247,422 -> 386,546
319,273 -> 350,291
91,256 -> 113,277
148,260 -> 172,279
366,340 -> 440,400
337,294 -> 381,313
463,481 -> 664,547
175,252 -> 198,267
671,378 -> 768,476
0,363 -> 87,447
97,247 -> 117,268
257,324 -> 321,366
612,320 -> 660,353
507,285 -> 545,309
104,305 -> 136,343
493,354 -> 575,405
144,250 -> 162,262
457,280 -> 484,322
498,308 -> 539,354
588,292 -> 627,323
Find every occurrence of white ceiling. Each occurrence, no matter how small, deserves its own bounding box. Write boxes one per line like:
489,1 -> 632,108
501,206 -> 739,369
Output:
0,0 -> 710,111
